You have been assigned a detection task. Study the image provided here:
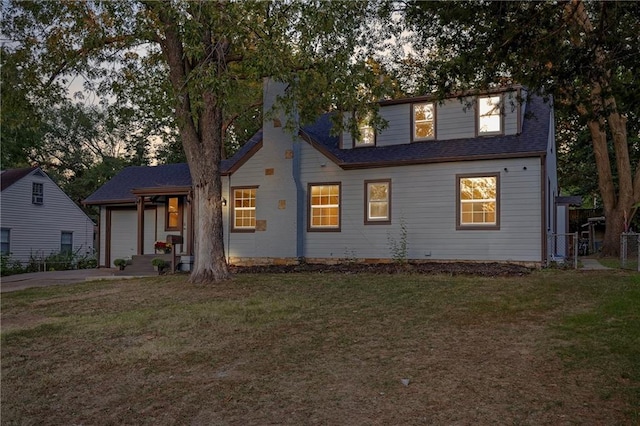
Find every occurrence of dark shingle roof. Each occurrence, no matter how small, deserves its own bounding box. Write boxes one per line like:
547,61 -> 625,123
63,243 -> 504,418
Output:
84,95 -> 551,204
83,131 -> 264,205
300,95 -> 551,168
1,167 -> 37,191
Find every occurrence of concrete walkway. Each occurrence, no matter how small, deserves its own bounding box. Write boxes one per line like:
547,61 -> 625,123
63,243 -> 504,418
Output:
0,268 -> 152,293
580,258 -> 612,271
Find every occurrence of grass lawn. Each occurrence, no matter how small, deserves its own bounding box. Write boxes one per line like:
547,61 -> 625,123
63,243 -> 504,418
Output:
1,269 -> 639,425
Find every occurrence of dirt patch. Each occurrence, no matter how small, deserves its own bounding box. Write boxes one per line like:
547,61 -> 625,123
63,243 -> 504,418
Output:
231,261 -> 533,277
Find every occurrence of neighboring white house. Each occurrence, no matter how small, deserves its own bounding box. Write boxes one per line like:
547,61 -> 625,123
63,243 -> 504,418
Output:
1,167 -> 95,265
85,80 -> 564,268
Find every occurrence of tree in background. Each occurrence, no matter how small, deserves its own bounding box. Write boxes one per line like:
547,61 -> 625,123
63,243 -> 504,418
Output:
402,0 -> 640,256
3,0 -> 395,282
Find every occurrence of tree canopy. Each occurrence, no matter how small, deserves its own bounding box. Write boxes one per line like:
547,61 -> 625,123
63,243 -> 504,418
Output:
3,0 -> 397,282
401,0 -> 640,255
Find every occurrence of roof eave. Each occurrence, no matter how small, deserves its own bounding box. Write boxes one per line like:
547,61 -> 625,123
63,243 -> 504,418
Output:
340,151 -> 546,170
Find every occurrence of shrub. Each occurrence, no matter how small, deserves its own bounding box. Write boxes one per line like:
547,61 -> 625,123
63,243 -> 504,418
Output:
151,258 -> 167,268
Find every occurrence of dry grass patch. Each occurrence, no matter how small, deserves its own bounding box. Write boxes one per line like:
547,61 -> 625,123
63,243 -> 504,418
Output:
1,270 -> 638,425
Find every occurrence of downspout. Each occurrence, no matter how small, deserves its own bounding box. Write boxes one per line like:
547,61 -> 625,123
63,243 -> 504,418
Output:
541,154 -> 547,266
227,174 -> 231,264
292,103 -> 304,261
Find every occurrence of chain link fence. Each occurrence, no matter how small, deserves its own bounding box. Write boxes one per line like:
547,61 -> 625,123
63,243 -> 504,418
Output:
620,232 -> 639,272
548,232 -> 578,269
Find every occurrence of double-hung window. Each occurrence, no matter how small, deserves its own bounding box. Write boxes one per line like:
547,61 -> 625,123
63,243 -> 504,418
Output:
165,197 -> 180,230
1,228 -> 10,255
365,180 -> 391,224
478,95 -> 502,135
355,114 -> 375,147
232,187 -> 257,231
457,174 -> 500,230
413,103 -> 435,141
308,183 -> 340,231
61,231 -> 73,254
32,182 -> 44,204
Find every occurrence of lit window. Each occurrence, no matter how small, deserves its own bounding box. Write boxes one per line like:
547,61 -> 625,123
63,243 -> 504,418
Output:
309,184 -> 340,230
61,231 -> 73,254
32,182 -> 43,204
1,228 -> 10,255
355,114 -> 375,146
478,95 -> 502,134
166,197 -> 180,230
458,175 -> 499,229
365,180 -> 391,224
233,188 -> 256,231
413,103 -> 435,140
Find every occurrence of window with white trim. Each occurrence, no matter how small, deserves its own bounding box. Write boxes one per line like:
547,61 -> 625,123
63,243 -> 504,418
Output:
413,103 -> 435,140
1,228 -> 10,255
478,95 -> 502,134
232,188 -> 256,231
309,183 -> 340,230
457,174 -> 499,229
61,231 -> 73,254
32,182 -> 43,204
365,180 -> 391,224
355,114 -> 375,146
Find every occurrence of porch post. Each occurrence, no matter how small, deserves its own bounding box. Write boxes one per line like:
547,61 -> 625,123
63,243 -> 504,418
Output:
137,196 -> 145,255
186,191 -> 194,256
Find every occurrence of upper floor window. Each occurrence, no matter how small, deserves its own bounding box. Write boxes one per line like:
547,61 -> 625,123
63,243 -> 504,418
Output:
309,183 -> 340,231
457,174 -> 500,230
166,197 -> 181,231
61,231 -> 73,254
1,228 -> 10,255
478,95 -> 502,135
365,180 -> 391,224
355,114 -> 375,146
232,187 -> 256,231
32,182 -> 43,205
413,103 -> 435,141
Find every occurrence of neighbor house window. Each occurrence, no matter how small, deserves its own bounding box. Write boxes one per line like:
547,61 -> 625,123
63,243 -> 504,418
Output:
232,187 -> 257,231
478,95 -> 502,134
61,231 -> 73,254
355,114 -> 375,146
413,103 -> 435,140
32,182 -> 43,204
165,197 -> 181,231
365,180 -> 391,224
309,183 -> 340,231
1,228 -> 10,255
457,174 -> 500,229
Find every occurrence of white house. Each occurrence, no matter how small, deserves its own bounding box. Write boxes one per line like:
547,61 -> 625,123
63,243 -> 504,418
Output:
85,80 -> 563,268
1,167 -> 95,265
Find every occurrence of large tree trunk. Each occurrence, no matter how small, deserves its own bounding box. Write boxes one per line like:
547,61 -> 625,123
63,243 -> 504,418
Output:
568,0 -> 637,257
152,2 -> 230,283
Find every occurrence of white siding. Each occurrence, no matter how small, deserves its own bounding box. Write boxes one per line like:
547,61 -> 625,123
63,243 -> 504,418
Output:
299,143 -> 543,263
223,79 -> 299,261
0,169 -> 94,265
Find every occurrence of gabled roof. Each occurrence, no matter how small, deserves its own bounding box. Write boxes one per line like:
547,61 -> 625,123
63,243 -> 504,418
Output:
1,167 -> 38,191
84,94 -> 551,205
300,95 -> 551,169
83,132 -> 264,205
83,163 -> 192,205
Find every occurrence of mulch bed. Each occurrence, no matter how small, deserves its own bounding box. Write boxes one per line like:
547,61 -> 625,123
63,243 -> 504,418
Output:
230,261 -> 533,277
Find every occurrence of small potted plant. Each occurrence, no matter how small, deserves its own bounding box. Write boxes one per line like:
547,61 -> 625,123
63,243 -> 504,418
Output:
151,257 -> 168,274
154,241 -> 172,254
114,258 -> 127,271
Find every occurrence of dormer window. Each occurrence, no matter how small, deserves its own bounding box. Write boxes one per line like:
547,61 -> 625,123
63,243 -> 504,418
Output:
355,114 -> 375,146
413,102 -> 435,141
478,95 -> 502,135
32,182 -> 43,205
